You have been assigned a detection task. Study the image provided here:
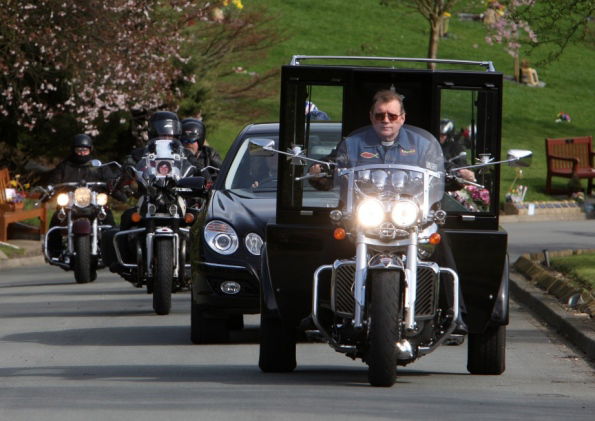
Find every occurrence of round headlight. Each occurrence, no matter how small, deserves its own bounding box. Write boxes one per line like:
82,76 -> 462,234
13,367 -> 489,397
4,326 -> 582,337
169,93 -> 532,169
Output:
357,199 -> 385,228
96,193 -> 108,206
391,200 -> 419,227
204,220 -> 239,255
74,187 -> 92,207
245,233 -> 263,256
56,193 -> 69,207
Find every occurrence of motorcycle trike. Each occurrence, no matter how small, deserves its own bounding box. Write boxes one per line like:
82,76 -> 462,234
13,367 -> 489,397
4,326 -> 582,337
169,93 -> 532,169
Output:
254,55 -> 532,386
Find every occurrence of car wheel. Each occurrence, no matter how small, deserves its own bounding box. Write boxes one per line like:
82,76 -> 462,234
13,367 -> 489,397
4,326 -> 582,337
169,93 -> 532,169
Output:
258,313 -> 297,373
190,299 -> 229,344
467,324 -> 506,374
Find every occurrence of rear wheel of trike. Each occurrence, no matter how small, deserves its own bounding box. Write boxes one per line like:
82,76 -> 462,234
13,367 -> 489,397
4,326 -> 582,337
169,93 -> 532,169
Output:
190,299 -> 229,344
258,313 -> 297,373
467,324 -> 506,374
153,238 -> 173,315
366,270 -> 400,387
73,235 -> 92,284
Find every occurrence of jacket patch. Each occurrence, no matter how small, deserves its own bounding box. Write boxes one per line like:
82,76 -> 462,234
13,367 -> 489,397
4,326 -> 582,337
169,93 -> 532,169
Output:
400,148 -> 416,155
360,152 -> 379,159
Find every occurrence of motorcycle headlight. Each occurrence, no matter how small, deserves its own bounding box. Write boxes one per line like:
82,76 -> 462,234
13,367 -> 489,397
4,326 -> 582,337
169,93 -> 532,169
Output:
56,192 -> 70,207
96,193 -> 108,206
74,187 -> 92,207
204,220 -> 239,255
391,200 -> 419,228
357,199 -> 385,228
244,233 -> 263,256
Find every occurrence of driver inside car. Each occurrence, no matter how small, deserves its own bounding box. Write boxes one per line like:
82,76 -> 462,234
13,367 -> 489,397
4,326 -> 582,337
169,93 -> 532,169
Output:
309,88 -> 468,335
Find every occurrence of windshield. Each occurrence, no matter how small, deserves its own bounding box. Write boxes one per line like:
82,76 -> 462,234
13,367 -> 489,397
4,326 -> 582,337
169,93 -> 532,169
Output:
136,139 -> 193,180
225,125 -> 342,193
340,163 -> 445,217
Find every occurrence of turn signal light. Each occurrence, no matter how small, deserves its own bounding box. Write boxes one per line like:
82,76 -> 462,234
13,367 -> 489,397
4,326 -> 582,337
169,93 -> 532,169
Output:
333,227 -> 346,240
131,212 -> 142,223
184,213 -> 195,224
429,232 -> 441,245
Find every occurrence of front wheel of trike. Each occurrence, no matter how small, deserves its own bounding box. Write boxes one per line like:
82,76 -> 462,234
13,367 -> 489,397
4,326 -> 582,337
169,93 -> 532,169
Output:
258,313 -> 297,373
366,270 -> 400,387
467,324 -> 506,374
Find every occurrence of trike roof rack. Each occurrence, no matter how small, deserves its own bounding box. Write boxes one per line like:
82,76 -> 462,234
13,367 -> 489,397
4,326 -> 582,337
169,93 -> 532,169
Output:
288,55 -> 496,72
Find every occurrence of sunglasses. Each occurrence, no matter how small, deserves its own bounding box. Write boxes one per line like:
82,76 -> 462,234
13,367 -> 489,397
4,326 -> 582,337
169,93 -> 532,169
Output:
372,112 -> 403,122
181,139 -> 197,144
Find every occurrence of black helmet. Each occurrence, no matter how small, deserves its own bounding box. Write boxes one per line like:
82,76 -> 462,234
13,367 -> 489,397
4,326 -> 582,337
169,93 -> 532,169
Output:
180,118 -> 206,146
72,133 -> 93,150
440,119 -> 455,136
148,111 -> 182,139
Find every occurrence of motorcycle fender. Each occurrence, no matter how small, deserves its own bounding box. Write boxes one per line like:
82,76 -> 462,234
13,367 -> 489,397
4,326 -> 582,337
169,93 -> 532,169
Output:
259,244 -> 280,316
489,254 -> 509,325
368,255 -> 404,270
155,227 -> 174,234
72,218 -> 92,235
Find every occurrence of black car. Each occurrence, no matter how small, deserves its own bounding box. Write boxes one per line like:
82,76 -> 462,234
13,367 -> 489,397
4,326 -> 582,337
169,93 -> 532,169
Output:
190,122 -> 342,343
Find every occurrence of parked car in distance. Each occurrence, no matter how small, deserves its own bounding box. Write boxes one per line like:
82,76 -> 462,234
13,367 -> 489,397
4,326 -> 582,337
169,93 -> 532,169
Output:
190,121 -> 342,343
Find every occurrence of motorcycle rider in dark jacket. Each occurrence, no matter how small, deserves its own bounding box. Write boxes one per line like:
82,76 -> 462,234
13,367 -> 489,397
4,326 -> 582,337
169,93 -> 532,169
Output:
45,134 -> 119,257
180,118 -> 222,181
120,111 -> 200,230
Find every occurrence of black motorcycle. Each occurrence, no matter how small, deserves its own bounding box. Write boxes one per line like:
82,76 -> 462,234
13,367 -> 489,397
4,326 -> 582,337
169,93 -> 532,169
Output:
108,139 -> 206,315
40,161 -> 122,283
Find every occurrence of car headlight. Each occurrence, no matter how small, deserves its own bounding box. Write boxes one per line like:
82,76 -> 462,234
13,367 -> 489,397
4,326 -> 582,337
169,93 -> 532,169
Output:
244,233 -> 263,256
96,193 -> 108,206
357,199 -> 385,228
391,200 -> 419,227
74,187 -> 92,207
204,220 -> 239,255
56,192 -> 70,207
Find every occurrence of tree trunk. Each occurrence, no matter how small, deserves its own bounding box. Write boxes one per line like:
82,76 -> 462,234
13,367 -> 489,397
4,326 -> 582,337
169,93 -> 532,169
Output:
513,54 -> 520,82
427,18 -> 442,70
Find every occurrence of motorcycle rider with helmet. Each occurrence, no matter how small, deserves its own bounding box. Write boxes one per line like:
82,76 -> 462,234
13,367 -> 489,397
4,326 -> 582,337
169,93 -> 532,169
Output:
180,118 -> 222,180
45,134 -> 120,259
119,111 -> 200,230
439,118 -> 475,182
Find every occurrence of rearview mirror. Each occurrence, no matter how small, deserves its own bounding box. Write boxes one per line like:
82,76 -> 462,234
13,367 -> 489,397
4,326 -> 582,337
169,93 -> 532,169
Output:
507,149 -> 532,167
249,138 -> 276,156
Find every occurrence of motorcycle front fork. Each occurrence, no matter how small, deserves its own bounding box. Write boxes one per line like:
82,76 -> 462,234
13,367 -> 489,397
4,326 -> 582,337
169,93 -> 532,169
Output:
352,232 -> 419,332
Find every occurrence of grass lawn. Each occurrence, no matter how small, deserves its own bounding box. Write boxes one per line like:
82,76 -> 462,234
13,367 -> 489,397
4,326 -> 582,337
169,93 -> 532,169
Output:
550,254 -> 595,294
0,243 -> 25,258
207,0 -> 595,204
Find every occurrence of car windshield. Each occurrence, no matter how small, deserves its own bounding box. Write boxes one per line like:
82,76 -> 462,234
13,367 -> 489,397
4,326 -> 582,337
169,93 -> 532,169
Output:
224,125 -> 342,193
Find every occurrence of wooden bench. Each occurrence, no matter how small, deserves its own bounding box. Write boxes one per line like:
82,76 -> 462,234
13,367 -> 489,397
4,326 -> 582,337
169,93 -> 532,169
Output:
545,136 -> 595,195
0,168 -> 47,242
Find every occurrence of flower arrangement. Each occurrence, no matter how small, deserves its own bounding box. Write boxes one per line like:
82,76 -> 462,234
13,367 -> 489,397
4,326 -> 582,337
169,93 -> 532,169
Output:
506,167 -> 527,203
555,112 -> 571,123
452,185 -> 491,212
571,191 -> 585,204
506,185 -> 527,203
5,174 -> 30,207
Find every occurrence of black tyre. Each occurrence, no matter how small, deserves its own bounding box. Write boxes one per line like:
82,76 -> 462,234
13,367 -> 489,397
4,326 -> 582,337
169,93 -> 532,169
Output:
190,299 -> 229,344
467,325 -> 506,374
73,235 -> 92,284
366,270 -> 401,387
227,314 -> 244,331
258,313 -> 297,373
153,238 -> 173,315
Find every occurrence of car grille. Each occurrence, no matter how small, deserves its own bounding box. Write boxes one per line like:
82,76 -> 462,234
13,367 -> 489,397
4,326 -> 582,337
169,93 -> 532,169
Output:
331,261 -> 439,319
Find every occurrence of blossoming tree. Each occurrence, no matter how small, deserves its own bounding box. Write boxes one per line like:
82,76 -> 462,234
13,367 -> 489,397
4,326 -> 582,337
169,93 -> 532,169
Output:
0,0 -> 279,169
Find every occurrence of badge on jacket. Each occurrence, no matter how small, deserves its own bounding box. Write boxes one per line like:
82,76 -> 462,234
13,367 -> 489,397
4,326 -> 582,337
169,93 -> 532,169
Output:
360,152 -> 379,159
